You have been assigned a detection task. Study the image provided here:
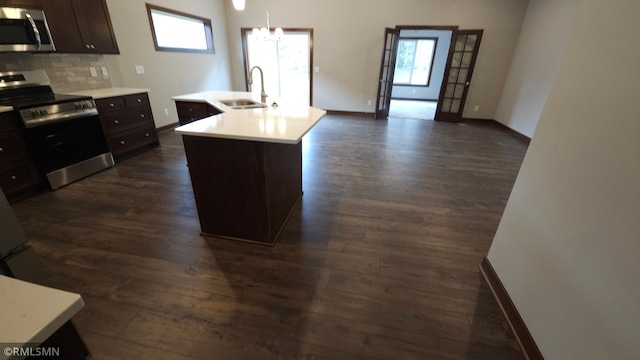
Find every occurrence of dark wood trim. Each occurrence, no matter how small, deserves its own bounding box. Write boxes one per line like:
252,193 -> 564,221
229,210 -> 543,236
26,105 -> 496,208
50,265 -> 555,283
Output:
462,118 -> 531,145
326,110 -> 375,119
240,28 -> 314,106
146,4 -> 215,54
391,97 -> 438,102
395,25 -> 459,31
157,122 -> 179,133
479,258 -> 544,360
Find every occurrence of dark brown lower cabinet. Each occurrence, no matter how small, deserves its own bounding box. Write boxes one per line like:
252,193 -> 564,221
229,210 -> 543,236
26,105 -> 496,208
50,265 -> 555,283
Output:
95,92 -> 159,161
182,136 -> 302,245
175,101 -> 222,125
0,112 -> 41,202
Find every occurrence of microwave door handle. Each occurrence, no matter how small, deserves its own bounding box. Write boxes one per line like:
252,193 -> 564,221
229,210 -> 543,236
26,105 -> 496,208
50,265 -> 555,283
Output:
25,14 -> 42,49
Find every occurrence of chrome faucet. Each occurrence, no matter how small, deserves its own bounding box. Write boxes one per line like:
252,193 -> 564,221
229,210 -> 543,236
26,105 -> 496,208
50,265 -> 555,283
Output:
248,66 -> 268,104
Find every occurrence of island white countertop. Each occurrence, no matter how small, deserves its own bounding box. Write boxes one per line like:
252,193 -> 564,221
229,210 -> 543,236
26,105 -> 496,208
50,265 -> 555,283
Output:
172,91 -> 326,144
66,87 -> 150,99
0,275 -> 84,358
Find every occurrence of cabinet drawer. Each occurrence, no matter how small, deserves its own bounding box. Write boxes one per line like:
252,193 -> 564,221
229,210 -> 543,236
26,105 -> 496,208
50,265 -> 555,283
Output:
101,109 -> 153,135
0,161 -> 40,195
96,97 -> 126,113
108,127 -> 158,157
176,101 -> 208,118
124,93 -> 150,108
0,112 -> 19,132
0,131 -> 30,165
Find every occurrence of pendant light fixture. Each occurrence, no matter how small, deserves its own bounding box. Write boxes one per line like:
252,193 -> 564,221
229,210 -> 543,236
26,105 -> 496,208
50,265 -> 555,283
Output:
251,8 -> 283,42
232,0 -> 245,11
232,0 -> 282,41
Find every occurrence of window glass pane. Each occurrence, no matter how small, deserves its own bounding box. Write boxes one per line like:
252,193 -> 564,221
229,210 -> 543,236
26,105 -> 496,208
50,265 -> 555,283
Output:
451,52 -> 462,68
448,68 -> 459,83
465,35 -> 477,51
393,39 -> 436,85
394,40 -> 416,84
147,5 -> 214,53
461,52 -> 473,68
152,11 -> 208,50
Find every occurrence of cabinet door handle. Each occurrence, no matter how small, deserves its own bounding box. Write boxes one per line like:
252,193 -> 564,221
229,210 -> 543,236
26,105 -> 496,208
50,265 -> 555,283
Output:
0,147 -> 4,152
11,175 -> 17,181
145,133 -> 150,137
120,141 -> 125,145
114,120 -> 119,124
109,103 -> 115,107
140,114 -> 145,118
137,99 -> 142,103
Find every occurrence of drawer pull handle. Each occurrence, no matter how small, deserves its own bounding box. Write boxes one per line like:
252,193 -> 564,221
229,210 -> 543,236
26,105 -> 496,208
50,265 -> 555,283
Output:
0,147 -> 3,152
11,176 -> 17,181
188,108 -> 193,112
120,141 -> 125,145
145,133 -> 150,137
114,120 -> 119,124
137,99 -> 142,103
140,114 -> 145,118
109,103 -> 115,107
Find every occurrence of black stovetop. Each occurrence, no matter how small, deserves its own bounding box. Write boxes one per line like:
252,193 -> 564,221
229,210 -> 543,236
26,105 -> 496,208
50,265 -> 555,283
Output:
0,85 -> 91,110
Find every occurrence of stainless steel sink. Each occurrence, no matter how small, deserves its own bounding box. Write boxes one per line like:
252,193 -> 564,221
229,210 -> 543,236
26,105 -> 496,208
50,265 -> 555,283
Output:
220,99 -> 267,109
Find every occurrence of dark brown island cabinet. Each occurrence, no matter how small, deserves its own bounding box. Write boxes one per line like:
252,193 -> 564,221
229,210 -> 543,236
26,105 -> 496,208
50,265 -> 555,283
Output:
0,111 -> 40,202
95,93 -> 159,160
0,0 -> 120,54
175,101 -> 223,126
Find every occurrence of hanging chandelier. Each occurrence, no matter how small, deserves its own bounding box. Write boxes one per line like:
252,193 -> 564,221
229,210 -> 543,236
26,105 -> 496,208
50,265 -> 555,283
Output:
232,0 -> 283,41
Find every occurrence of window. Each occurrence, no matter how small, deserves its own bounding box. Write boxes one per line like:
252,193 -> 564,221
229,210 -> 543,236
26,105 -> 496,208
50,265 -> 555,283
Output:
394,38 -> 437,86
146,4 -> 214,53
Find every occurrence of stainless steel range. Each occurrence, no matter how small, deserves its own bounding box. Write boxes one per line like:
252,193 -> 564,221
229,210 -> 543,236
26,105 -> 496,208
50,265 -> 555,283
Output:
0,70 -> 114,189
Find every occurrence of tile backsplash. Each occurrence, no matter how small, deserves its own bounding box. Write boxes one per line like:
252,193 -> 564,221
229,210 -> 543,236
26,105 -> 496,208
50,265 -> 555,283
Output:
0,53 -> 112,93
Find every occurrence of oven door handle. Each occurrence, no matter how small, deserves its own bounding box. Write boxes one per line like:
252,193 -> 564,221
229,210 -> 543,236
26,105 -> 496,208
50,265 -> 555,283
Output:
25,14 -> 42,50
23,108 -> 99,128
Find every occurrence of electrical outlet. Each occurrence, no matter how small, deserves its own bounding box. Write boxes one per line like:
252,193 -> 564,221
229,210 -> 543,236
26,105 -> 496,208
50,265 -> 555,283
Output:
474,105 -> 480,112
89,67 -> 97,77
164,108 -> 169,116
135,65 -> 145,74
101,66 -> 109,77
367,100 -> 372,106
314,66 -> 320,73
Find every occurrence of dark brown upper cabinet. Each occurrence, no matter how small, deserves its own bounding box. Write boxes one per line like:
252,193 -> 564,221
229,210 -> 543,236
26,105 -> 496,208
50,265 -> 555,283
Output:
41,0 -> 119,54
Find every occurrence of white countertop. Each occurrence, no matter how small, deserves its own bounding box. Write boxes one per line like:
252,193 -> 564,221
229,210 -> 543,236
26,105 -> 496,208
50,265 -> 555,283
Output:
66,87 -> 150,99
0,106 -> 12,113
0,275 -> 84,357
172,91 -> 326,144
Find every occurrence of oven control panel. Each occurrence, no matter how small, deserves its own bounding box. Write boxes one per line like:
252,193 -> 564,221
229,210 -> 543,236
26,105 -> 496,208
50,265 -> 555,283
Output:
19,100 -> 98,128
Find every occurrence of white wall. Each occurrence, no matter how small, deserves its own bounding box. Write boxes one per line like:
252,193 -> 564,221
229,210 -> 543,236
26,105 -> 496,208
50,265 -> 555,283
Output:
391,29 -> 452,101
494,0 -> 578,138
224,0 -> 528,118
487,0 -> 640,358
104,0 -> 232,128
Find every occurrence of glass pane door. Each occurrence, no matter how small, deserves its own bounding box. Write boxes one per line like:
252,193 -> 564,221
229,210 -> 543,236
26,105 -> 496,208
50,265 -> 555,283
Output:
245,30 -> 311,106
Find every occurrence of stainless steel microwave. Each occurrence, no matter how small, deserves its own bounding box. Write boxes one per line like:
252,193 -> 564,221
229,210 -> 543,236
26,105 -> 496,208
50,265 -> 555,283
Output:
0,7 -> 55,52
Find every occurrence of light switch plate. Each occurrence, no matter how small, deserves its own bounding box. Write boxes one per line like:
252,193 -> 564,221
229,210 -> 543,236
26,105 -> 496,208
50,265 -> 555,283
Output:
101,66 -> 109,77
89,67 -> 98,77
135,65 -> 145,74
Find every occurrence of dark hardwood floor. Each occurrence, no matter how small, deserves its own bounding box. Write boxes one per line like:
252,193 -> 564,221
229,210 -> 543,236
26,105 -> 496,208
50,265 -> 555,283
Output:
11,115 -> 528,359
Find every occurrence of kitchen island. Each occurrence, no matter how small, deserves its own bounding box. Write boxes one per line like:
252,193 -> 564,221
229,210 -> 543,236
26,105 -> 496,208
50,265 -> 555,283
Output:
172,91 -> 326,245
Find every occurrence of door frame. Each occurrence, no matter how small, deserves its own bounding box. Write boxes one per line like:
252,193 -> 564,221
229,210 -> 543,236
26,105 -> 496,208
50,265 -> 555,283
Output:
435,29 -> 484,122
374,28 -> 400,119
241,27 -> 314,106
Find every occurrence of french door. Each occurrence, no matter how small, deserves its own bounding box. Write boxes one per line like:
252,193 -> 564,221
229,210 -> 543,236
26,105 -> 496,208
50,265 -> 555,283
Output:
241,28 -> 313,106
434,30 -> 483,122
374,28 -> 400,119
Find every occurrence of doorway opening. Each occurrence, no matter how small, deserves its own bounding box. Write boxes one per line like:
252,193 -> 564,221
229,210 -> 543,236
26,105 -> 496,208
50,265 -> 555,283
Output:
241,28 -> 313,106
375,26 -> 483,122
